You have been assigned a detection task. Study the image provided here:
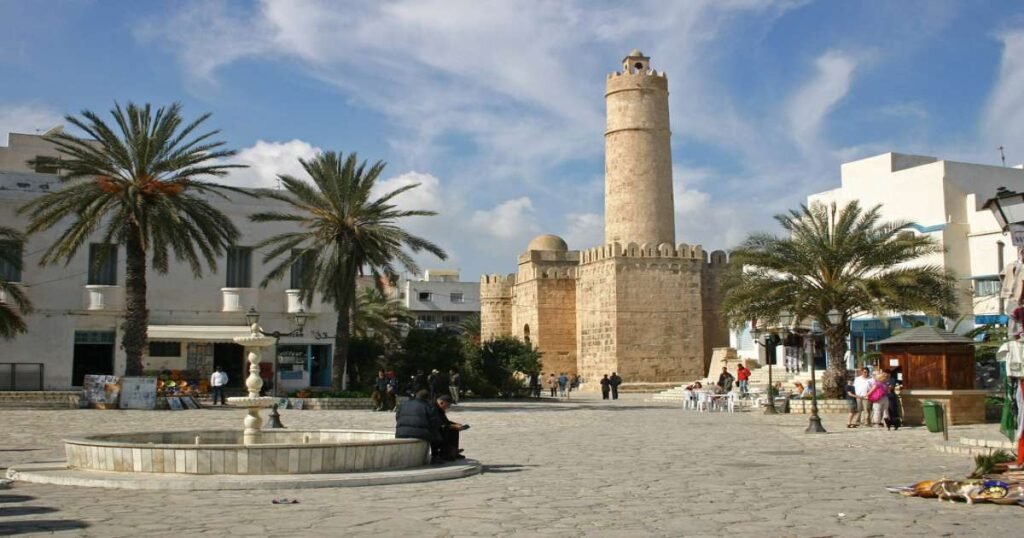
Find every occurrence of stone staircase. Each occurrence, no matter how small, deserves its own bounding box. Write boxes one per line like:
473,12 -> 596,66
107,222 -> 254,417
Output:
934,436 -> 1017,457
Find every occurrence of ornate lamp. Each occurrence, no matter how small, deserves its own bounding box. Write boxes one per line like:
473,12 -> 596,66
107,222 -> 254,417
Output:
983,187 -> 1024,245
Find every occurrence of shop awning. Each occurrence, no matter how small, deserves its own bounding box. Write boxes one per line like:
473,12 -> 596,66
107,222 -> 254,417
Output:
148,325 -> 252,342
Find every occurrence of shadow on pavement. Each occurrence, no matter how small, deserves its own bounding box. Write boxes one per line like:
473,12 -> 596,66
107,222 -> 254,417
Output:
482,464 -> 538,474
0,496 -> 35,504
0,520 -> 90,535
0,506 -> 59,516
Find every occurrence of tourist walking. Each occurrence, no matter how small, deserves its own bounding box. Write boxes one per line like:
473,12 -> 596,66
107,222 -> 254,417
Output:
448,369 -> 461,404
609,372 -> 622,399
600,374 -> 611,400
736,364 -> 751,396
209,366 -> 228,406
716,367 -> 734,393
868,370 -> 891,428
853,367 -> 872,426
845,377 -> 859,428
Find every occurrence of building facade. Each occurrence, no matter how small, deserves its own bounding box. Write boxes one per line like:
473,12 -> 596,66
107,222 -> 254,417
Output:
398,269 -> 480,329
0,132 -> 339,392
481,51 -> 730,385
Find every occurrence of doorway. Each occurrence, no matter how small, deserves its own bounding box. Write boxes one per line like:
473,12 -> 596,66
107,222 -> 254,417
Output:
213,343 -> 245,387
72,331 -> 115,386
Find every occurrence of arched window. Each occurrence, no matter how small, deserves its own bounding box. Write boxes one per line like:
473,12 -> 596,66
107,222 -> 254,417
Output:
523,324 -> 531,345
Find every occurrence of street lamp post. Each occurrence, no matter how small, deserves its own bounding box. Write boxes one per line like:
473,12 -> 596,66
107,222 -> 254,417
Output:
245,308 -> 309,398
753,323 -> 774,416
804,310 -> 841,434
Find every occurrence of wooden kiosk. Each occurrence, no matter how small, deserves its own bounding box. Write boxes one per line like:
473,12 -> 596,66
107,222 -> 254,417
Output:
875,326 -> 987,425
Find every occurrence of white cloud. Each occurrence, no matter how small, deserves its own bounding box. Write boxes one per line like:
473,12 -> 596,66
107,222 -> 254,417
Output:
562,212 -> 603,249
983,30 -> 1024,153
0,104 -> 63,142
470,197 -> 539,240
786,50 -> 858,153
225,139 -> 322,189
373,171 -> 444,212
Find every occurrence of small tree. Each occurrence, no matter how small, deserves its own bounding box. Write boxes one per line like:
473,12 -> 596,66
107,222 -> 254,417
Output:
470,336 -> 541,398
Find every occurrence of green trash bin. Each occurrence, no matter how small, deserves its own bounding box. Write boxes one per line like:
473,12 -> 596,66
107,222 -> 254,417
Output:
922,400 -> 944,433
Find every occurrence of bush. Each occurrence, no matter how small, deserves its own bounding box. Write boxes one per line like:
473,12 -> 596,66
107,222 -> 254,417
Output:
467,336 -> 540,398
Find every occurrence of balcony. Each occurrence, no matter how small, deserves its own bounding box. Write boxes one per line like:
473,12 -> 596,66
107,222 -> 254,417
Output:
221,288 -> 259,313
285,289 -> 323,314
84,285 -> 124,311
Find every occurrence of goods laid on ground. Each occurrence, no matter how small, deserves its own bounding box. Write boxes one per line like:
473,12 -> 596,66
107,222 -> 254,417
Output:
887,455 -> 1024,506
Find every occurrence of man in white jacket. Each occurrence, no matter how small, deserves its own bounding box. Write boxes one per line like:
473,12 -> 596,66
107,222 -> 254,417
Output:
210,366 -> 228,406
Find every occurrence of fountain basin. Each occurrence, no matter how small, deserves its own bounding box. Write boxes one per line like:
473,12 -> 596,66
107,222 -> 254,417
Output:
64,429 -> 429,475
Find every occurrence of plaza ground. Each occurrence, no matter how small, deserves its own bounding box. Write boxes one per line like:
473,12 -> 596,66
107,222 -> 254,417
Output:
0,395 -> 1018,537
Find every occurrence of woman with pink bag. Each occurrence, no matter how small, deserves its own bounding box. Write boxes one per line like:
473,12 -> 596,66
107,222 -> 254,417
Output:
868,371 -> 892,428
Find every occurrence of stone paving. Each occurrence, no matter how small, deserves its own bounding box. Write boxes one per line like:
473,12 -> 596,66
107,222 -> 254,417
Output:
0,395 -> 1019,537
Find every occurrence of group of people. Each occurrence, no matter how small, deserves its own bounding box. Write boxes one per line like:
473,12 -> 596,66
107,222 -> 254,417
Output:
599,373 -> 623,400
395,390 -> 469,464
846,367 -> 901,429
374,368 -> 463,411
527,372 -> 581,398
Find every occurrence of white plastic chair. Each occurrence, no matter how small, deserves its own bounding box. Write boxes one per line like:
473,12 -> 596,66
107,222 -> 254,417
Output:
682,390 -> 695,410
696,391 -> 711,412
723,392 -> 736,413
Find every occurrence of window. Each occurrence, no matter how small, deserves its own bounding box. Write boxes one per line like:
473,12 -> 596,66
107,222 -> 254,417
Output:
226,247 -> 252,288
148,341 -> 181,357
975,278 -> 1001,297
87,244 -> 117,285
418,291 -> 432,301
289,250 -> 314,289
442,314 -> 460,323
33,156 -> 60,174
450,292 -> 464,303
0,240 -> 22,283
418,314 -> 436,322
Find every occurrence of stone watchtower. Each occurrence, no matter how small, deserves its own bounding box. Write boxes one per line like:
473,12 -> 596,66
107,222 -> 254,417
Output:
604,49 -> 675,246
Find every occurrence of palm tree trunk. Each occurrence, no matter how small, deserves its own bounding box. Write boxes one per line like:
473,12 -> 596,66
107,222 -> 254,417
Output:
823,329 -> 849,398
122,227 -> 148,376
332,302 -> 351,391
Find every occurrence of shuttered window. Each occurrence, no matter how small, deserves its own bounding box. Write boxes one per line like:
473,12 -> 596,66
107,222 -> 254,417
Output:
87,244 -> 118,285
226,247 -> 252,288
0,240 -> 21,283
289,250 -> 314,289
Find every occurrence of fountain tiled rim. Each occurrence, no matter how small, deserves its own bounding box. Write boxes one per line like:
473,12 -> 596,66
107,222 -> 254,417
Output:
63,429 -> 410,450
6,459 -> 483,490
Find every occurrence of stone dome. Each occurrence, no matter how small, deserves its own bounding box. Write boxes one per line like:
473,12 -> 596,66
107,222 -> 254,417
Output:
527,234 -> 569,252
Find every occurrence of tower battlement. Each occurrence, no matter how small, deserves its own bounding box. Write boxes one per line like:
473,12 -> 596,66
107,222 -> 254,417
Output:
579,242 -> 708,265
480,273 -> 516,286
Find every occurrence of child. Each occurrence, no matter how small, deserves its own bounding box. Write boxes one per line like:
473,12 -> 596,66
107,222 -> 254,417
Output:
845,377 -> 859,428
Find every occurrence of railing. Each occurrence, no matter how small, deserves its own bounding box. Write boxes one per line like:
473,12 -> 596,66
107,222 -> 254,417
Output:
0,363 -> 45,391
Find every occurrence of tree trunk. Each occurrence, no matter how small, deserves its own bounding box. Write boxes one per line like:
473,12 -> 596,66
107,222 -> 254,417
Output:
332,301 -> 351,392
822,328 -> 849,398
122,227 -> 148,376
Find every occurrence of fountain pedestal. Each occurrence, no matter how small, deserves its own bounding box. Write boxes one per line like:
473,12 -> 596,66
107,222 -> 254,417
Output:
227,324 -> 277,445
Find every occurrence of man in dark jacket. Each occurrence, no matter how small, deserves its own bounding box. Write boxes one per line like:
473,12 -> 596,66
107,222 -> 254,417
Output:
609,372 -> 622,400
395,390 -> 440,453
600,374 -> 611,400
432,394 -> 468,462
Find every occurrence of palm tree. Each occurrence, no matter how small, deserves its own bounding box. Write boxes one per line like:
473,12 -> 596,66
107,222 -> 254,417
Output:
722,200 -> 957,397
458,313 -> 481,346
353,285 -> 414,344
19,102 -> 247,374
251,152 -> 446,390
0,226 -> 32,339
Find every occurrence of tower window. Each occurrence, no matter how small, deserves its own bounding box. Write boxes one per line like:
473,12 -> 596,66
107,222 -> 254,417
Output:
634,62 -> 644,70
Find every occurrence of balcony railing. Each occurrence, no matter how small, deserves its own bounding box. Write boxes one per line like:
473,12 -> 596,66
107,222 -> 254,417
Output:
84,285 -> 124,311
221,287 -> 259,313
285,289 -> 322,314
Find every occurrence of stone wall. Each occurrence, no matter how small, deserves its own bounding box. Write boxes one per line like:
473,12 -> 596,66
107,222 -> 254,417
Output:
701,250 -> 731,374
0,391 -> 81,409
480,274 -> 514,342
577,242 -> 707,384
511,262 -> 577,376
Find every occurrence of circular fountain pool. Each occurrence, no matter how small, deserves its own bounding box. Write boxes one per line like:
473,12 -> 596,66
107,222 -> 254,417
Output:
64,429 -> 428,475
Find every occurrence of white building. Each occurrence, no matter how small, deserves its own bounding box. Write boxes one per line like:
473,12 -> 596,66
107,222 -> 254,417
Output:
732,151 -> 1024,364
398,269 -> 479,329
0,132 -> 339,392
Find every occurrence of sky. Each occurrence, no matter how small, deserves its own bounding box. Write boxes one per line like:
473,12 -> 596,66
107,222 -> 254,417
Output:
2,0 -> 1024,280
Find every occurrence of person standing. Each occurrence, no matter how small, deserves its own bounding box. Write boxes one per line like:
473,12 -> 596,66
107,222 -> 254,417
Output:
609,372 -> 622,400
845,377 -> 859,428
448,369 -> 462,404
853,367 -> 872,426
427,369 -> 440,400
600,374 -> 611,400
372,370 -> 389,411
869,370 -> 891,428
716,367 -> 734,393
209,366 -> 228,406
385,370 -> 398,411
736,364 -> 751,396
547,373 -> 558,397
558,373 -> 568,397
529,373 -> 541,398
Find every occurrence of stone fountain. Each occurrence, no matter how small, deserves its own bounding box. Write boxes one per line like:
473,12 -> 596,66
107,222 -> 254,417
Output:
228,323 -> 277,445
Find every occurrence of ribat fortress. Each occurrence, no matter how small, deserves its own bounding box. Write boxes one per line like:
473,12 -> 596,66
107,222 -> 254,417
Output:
480,50 -> 729,386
